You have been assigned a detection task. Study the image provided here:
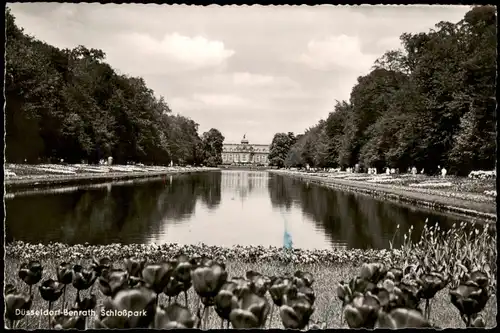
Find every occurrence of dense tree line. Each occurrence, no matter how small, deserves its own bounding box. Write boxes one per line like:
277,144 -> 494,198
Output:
269,6 -> 496,176
5,9 -> 223,166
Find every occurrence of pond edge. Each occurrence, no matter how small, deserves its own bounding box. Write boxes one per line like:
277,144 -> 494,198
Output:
269,170 -> 497,223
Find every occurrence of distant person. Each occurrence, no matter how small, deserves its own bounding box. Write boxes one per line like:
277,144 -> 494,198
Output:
441,167 -> 447,178
386,167 -> 390,175
412,166 -> 417,176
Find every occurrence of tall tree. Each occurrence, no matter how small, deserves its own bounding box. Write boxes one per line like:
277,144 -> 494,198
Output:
201,128 -> 225,167
269,132 -> 296,167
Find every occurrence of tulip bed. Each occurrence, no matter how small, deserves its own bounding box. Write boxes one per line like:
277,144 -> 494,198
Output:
4,221 -> 497,329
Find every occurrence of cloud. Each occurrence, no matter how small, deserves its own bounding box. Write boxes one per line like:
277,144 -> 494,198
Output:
108,32 -> 234,74
127,32 -> 234,67
232,72 -> 275,86
192,93 -> 248,107
298,34 -> 378,73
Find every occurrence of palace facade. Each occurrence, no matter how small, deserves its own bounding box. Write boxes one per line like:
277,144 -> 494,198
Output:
221,136 -> 270,165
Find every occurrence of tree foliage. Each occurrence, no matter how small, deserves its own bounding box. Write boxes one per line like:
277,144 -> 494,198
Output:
274,6 -> 496,175
268,132 -> 296,167
4,9 -> 219,166
201,128 -> 225,167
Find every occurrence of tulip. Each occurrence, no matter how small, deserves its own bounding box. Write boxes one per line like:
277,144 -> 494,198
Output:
468,270 -> 489,290
4,284 -> 33,328
191,260 -> 228,328
94,287 -> 157,328
385,267 -> 403,283
232,276 -> 252,293
230,288 -> 271,329
449,280 -> 489,327
154,303 -> 196,329
293,270 -> 314,288
52,312 -> 86,330
124,257 -> 147,278
298,285 -> 315,305
382,278 -> 396,293
164,276 -> 185,304
367,287 -> 391,311
92,256 -> 112,277
166,255 -> 193,307
72,265 -> 97,303
416,271 -> 448,320
214,278 -> 252,328
172,254 -> 193,285
57,262 -> 73,285
246,270 -> 271,297
360,262 -> 387,284
268,276 -> 293,328
99,269 -> 129,297
349,276 -> 376,295
129,276 -> 146,288
75,292 -> 97,328
375,308 -> 432,328
190,256 -> 213,268
336,281 -> 352,305
336,281 -> 352,325
18,261 -> 43,294
215,280 -> 239,328
395,281 -> 422,310
80,294 -> 98,312
192,260 -> 228,302
269,276 -> 293,307
142,262 -> 174,301
279,286 -> 314,329
39,279 -> 65,303
343,294 -> 380,328
39,278 -> 65,328
57,262 -> 73,310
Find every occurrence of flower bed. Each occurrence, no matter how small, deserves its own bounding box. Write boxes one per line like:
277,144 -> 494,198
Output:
408,182 -> 454,188
468,170 -> 496,180
33,167 -> 77,175
367,177 -> 405,184
4,221 -> 497,329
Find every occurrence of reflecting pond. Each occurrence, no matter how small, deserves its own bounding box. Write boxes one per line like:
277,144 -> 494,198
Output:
5,170 -> 478,250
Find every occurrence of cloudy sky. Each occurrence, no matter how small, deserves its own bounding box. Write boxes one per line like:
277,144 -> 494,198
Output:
7,3 -> 470,144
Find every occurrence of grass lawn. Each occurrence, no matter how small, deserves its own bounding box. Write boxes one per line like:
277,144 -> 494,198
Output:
4,256 -> 497,329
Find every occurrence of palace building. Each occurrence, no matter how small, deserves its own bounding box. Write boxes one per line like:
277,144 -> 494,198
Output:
221,135 -> 270,165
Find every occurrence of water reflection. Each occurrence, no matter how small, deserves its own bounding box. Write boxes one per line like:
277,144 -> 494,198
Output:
5,170 -> 479,250
5,173 -> 222,245
268,175 -> 471,249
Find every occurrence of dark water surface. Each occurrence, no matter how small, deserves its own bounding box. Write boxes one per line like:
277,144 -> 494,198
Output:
5,170 -> 478,250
